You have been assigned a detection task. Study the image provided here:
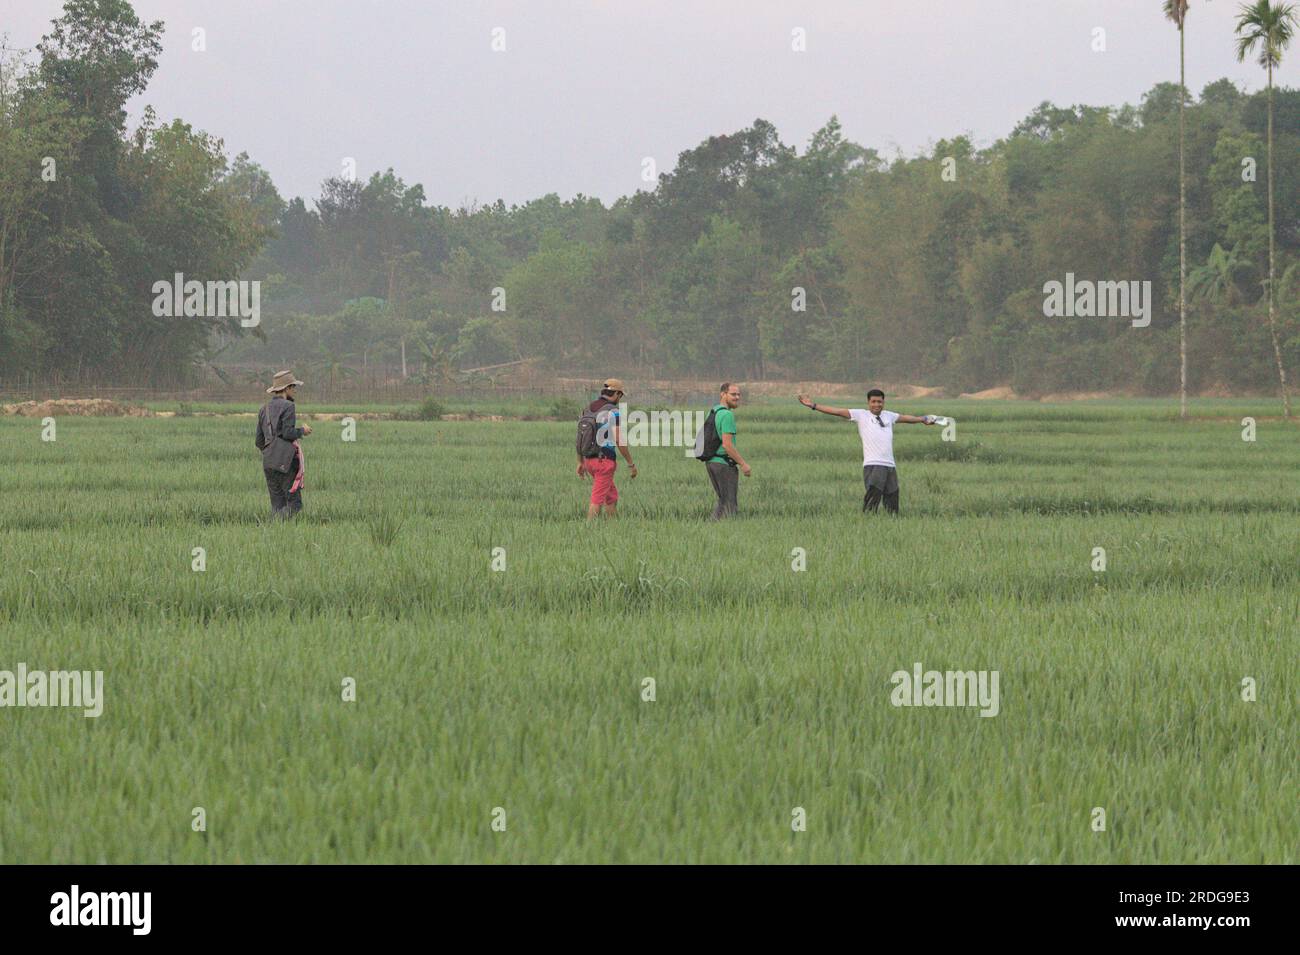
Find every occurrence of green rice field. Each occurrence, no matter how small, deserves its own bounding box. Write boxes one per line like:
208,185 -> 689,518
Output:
0,397 -> 1295,862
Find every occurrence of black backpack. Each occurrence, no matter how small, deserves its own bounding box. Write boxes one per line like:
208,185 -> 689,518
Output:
576,401 -> 615,458
693,407 -> 724,462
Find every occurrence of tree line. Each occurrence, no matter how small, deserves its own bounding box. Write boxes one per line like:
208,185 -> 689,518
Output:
2,0 -> 1298,403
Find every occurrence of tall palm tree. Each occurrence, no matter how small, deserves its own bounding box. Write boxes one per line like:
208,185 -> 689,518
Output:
1165,1 -> 1191,419
1236,0 -> 1298,417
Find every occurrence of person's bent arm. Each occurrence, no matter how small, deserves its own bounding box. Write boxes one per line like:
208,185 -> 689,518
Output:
614,421 -> 637,477
279,404 -> 309,440
720,433 -> 750,476
797,394 -> 851,419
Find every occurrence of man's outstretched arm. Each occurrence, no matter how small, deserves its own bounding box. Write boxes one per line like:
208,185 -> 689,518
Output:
896,414 -> 939,425
796,394 -> 851,419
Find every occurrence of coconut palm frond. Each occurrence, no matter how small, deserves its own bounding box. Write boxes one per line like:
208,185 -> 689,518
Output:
1188,244 -> 1245,305
1235,1 -> 1298,68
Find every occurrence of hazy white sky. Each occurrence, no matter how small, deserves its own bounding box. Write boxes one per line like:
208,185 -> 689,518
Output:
3,0 -> 1294,207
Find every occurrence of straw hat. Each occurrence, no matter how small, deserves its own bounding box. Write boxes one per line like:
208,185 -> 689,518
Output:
267,369 -> 304,394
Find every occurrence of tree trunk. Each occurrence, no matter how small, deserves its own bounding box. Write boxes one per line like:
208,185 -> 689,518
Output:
401,338 -> 407,379
1264,63 -> 1292,417
1178,23 -> 1188,420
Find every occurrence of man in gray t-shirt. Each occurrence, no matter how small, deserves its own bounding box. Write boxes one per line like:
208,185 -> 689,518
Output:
255,370 -> 312,517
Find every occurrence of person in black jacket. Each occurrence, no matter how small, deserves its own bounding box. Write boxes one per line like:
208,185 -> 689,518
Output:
255,370 -> 312,517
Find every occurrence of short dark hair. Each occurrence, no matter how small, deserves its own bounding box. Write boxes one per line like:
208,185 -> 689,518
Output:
720,382 -> 733,394
867,388 -> 885,400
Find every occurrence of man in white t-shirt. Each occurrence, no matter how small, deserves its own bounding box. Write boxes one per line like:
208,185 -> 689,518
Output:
796,388 -> 941,513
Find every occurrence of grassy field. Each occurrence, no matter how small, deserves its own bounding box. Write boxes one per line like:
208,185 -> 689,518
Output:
0,397 -> 1295,863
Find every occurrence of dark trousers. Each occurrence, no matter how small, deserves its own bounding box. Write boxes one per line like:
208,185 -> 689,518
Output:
264,461 -> 302,518
863,465 -> 899,514
706,461 -> 739,519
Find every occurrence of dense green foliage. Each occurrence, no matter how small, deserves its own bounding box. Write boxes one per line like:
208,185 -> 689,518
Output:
0,401 -> 1294,862
0,0 -> 274,385
2,1 -> 1299,396
247,88 -> 1300,396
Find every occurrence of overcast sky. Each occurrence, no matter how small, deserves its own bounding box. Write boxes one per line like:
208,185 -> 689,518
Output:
3,0 -> 1295,208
